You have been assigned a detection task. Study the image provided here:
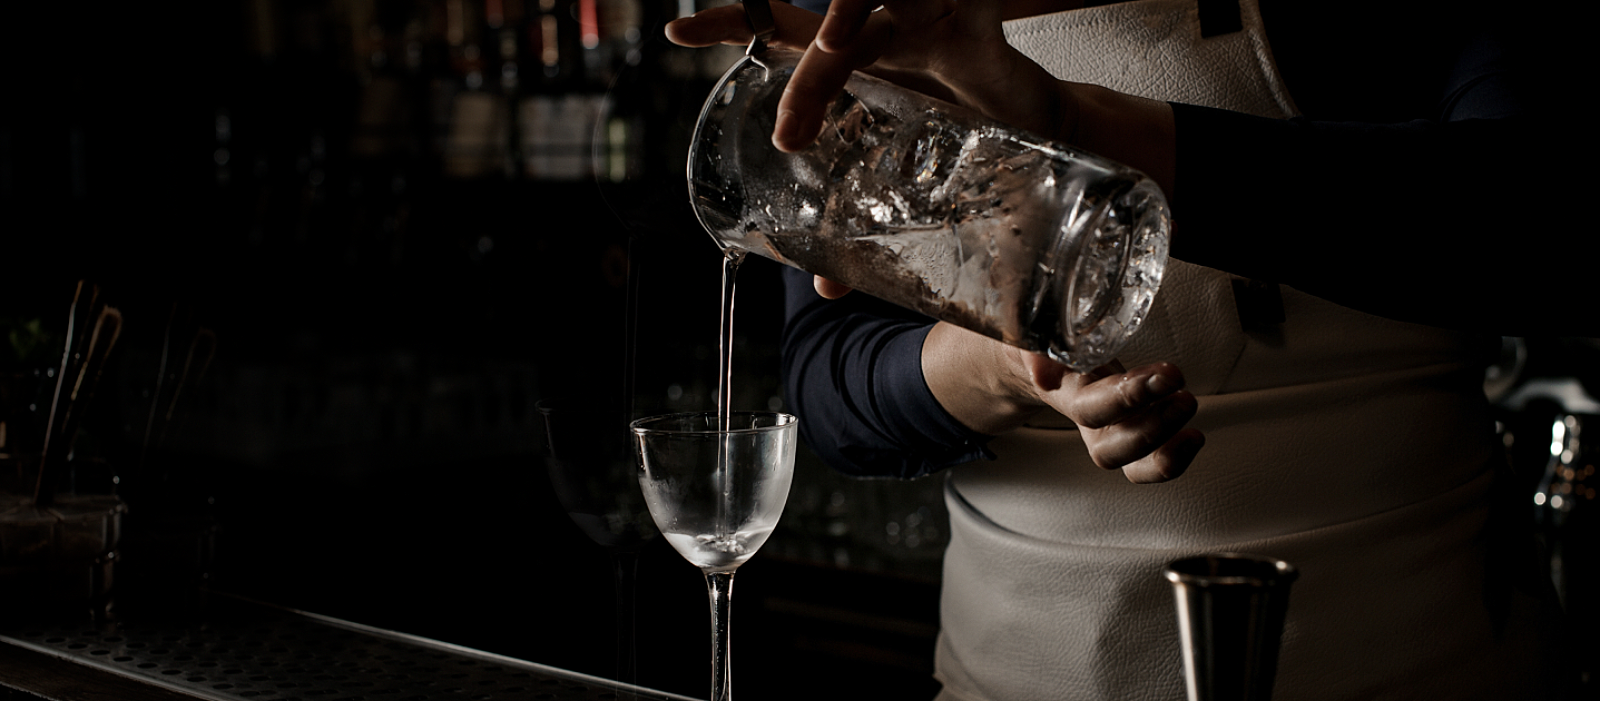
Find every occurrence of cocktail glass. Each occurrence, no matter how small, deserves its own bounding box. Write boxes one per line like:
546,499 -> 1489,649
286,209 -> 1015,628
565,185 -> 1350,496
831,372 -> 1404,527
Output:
631,411 -> 797,701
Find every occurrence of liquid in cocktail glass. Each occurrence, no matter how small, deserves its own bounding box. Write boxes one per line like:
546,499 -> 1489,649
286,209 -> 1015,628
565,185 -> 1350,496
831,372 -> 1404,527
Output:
633,411 -> 796,701
635,412 -> 794,571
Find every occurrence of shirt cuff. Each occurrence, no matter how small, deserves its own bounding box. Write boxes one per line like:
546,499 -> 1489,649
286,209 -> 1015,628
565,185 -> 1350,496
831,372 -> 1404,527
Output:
873,324 -> 997,476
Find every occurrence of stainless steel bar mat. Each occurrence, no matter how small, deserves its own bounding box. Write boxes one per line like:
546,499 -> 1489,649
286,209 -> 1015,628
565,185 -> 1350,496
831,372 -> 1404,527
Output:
0,594 -> 699,701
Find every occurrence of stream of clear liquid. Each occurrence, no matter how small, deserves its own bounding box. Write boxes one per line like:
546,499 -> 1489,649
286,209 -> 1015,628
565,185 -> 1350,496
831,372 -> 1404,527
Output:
715,248 -> 745,535
717,249 -> 745,430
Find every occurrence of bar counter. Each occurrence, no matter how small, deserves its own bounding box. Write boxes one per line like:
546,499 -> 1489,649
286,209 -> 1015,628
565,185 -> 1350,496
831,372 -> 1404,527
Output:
0,593 -> 698,701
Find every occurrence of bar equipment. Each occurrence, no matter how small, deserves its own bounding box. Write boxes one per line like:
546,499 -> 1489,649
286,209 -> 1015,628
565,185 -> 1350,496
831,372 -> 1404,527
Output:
0,488 -> 125,619
1165,553 -> 1297,701
0,281 -> 126,620
687,47 -> 1170,371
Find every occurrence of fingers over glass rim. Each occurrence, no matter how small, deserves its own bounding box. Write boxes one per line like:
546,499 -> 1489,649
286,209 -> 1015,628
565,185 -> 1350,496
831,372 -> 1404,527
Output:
773,21 -> 891,150
664,3 -> 822,50
816,0 -> 879,50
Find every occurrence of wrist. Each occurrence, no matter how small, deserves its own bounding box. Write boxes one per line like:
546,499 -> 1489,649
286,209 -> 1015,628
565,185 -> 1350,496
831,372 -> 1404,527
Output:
922,322 -> 1046,436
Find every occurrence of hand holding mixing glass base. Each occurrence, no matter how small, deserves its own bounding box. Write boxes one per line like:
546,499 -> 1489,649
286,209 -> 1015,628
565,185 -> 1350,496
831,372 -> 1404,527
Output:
669,0 -> 1202,483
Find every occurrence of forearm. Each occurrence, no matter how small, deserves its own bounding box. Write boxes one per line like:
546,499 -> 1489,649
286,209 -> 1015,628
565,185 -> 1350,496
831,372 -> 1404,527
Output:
781,268 -> 994,478
920,321 -> 1045,436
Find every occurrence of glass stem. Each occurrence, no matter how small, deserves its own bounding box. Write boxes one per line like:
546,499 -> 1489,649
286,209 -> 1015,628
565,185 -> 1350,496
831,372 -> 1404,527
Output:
706,569 -> 736,701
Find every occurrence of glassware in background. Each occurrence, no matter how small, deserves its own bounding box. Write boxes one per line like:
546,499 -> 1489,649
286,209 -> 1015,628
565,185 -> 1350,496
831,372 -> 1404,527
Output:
632,411 -> 797,701
0,282 -> 127,622
0,456 -> 126,622
538,397 -> 659,696
540,398 -> 659,552
688,48 -> 1169,371
1165,553 -> 1297,701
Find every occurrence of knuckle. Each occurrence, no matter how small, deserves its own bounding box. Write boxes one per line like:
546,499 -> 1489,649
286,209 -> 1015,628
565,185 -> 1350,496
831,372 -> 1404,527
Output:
1123,455 -> 1174,484
1088,448 -> 1120,471
1112,376 -> 1147,412
1071,406 -> 1112,430
1166,392 -> 1199,421
1081,434 -> 1119,471
1135,422 -> 1167,448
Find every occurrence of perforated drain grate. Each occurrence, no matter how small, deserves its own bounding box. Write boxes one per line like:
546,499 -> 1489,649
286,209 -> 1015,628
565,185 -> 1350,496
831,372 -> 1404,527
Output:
0,594 -> 698,701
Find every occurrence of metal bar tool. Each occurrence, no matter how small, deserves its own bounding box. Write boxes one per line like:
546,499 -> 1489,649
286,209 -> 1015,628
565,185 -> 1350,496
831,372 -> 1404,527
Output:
1166,553 -> 1298,701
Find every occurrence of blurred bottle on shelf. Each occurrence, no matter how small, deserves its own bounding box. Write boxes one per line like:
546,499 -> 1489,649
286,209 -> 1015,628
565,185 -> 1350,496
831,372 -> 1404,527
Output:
351,2 -> 422,163
442,0 -> 513,178
311,1 -> 667,183
519,0 -> 645,181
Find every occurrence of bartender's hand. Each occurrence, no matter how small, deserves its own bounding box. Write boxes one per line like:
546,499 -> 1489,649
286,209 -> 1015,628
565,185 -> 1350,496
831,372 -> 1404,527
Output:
667,0 -> 1063,148
775,0 -> 1072,151
665,0 -> 1175,195
923,322 -> 1203,483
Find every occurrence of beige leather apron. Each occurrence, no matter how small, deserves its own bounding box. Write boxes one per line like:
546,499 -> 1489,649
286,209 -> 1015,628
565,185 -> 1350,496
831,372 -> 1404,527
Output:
930,1 -> 1562,699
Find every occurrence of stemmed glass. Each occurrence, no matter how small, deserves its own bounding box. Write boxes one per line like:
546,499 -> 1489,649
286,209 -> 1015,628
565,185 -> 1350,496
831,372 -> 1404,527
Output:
631,411 -> 797,701
537,398 -> 658,696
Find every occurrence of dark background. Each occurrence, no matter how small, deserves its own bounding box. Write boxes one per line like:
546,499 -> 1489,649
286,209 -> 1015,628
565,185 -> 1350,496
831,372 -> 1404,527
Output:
0,1 -> 946,699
